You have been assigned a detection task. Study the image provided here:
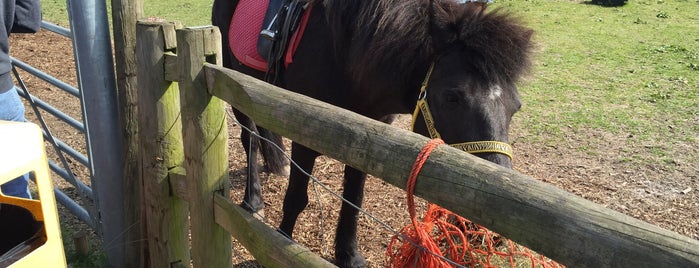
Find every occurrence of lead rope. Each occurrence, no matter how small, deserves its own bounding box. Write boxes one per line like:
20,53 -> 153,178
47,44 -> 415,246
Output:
388,61 -> 516,267
386,139 -> 456,268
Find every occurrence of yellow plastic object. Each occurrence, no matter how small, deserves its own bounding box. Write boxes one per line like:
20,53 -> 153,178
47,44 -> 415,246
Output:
0,121 -> 67,267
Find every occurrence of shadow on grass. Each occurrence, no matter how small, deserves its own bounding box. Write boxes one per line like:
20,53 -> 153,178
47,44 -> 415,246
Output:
582,0 -> 628,7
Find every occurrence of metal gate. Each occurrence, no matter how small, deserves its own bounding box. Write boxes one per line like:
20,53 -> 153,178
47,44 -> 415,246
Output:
10,0 -> 124,266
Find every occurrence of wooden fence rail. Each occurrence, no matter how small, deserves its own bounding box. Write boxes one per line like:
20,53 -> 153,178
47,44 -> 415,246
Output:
203,62 -> 699,268
135,22 -> 699,268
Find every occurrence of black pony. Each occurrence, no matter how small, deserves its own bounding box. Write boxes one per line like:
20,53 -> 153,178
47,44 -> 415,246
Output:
212,0 -> 533,267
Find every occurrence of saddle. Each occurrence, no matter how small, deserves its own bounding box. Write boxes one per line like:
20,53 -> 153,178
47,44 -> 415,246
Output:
229,0 -> 311,83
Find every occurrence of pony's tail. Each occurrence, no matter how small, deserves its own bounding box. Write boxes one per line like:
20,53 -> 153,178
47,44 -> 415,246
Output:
258,127 -> 290,176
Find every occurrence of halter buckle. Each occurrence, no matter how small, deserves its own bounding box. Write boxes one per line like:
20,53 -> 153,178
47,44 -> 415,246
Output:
417,88 -> 427,100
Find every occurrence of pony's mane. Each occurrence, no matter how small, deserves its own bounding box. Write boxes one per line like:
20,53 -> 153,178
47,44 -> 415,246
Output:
323,0 -> 533,86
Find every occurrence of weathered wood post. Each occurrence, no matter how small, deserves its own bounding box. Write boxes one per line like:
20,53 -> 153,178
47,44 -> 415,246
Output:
177,26 -> 232,268
136,20 -> 190,267
111,0 -> 144,266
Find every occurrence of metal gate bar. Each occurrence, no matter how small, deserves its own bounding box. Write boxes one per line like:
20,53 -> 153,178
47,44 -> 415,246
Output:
12,59 -> 81,97
15,89 -> 84,130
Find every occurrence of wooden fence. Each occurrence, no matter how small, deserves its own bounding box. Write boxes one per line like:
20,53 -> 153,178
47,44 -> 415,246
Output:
133,22 -> 699,268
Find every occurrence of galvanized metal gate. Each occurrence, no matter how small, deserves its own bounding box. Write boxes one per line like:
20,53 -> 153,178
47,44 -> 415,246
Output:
10,0 -> 124,266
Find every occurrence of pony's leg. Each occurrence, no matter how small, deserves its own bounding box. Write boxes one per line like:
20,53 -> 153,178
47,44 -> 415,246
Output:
258,127 -> 290,176
334,114 -> 395,267
213,0 -> 266,212
232,109 -> 265,213
334,166 -> 368,268
278,142 -> 319,238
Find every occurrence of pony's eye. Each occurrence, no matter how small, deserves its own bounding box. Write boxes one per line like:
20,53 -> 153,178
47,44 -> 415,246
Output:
444,91 -> 462,103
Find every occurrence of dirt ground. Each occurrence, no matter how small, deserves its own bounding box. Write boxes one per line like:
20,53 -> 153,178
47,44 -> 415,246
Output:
9,30 -> 698,267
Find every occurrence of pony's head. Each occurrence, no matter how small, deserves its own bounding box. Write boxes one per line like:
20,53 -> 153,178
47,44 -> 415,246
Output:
415,2 -> 533,167
332,0 -> 533,167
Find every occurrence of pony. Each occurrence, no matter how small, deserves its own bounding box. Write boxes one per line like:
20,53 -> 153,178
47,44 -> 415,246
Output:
212,0 -> 533,267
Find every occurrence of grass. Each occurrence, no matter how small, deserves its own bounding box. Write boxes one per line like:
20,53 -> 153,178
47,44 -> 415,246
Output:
35,0 -> 698,266
40,0 -> 214,27
143,1 -> 213,25
58,224 -> 108,267
39,0 -> 697,152
495,0 -> 698,164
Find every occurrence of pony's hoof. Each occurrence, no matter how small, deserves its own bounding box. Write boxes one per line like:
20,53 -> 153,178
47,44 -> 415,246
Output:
276,228 -> 293,240
335,253 -> 367,268
240,202 -> 264,219
252,209 -> 265,220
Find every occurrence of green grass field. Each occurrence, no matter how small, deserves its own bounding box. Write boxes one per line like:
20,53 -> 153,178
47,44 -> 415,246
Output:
36,0 -> 698,266
497,0 -> 698,168
40,0 -> 214,27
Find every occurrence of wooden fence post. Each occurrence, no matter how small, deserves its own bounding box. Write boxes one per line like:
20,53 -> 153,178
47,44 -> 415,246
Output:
111,0 -> 145,266
177,26 -> 232,268
136,20 -> 190,267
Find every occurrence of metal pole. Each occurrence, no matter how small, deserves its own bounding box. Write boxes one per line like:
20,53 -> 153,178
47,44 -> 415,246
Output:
67,0 -> 125,267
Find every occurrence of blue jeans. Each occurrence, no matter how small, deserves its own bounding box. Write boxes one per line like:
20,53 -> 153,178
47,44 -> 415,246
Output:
0,87 -> 32,199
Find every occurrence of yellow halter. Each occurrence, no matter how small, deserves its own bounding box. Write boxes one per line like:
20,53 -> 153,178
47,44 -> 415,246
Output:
410,62 -> 514,160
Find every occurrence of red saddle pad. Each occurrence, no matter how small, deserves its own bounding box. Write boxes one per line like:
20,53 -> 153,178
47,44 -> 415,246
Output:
229,0 -> 269,72
229,0 -> 312,72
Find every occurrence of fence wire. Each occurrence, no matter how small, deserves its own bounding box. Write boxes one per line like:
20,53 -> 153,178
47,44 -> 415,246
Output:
226,104 -> 564,268
228,113 -> 466,267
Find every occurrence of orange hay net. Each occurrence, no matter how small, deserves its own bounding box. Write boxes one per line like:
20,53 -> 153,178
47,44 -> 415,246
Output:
386,139 -> 565,268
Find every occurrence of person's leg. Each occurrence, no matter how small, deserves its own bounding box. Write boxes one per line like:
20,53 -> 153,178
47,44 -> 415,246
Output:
1,174 -> 32,198
0,87 -> 32,199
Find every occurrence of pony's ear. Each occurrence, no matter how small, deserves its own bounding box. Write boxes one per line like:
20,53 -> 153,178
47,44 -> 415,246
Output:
429,0 -> 459,52
454,7 -> 534,83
